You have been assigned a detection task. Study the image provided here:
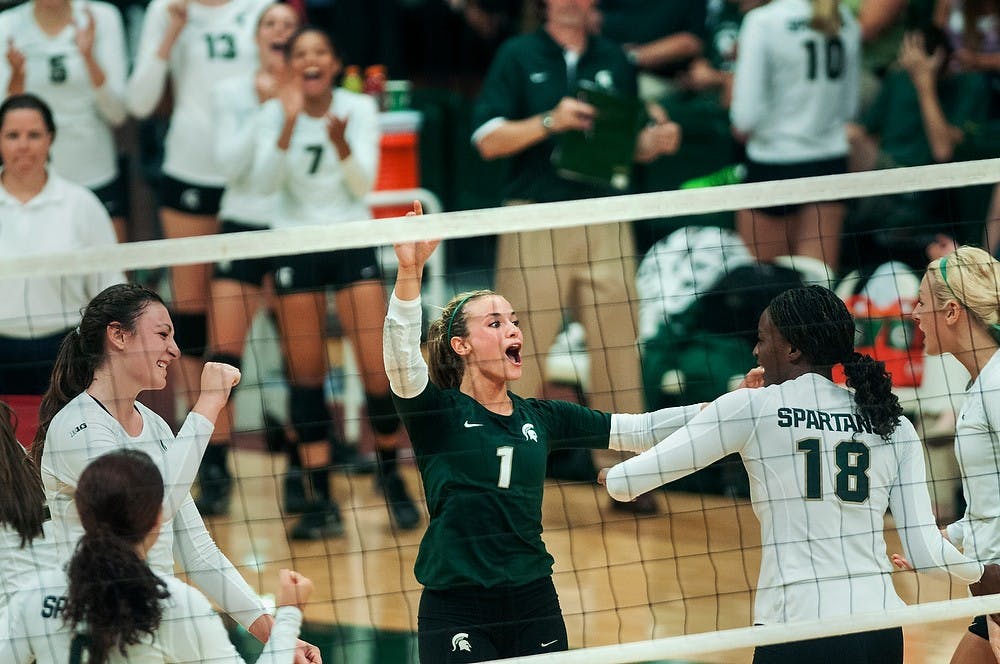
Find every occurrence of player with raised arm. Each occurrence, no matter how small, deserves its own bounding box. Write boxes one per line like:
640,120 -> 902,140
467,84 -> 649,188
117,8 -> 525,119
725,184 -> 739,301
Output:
384,202 -> 719,663
29,283 -> 320,663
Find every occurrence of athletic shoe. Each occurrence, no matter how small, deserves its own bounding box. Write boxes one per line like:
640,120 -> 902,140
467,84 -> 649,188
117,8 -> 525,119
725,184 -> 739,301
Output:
195,464 -> 232,517
282,468 -> 309,515
290,501 -> 344,540
377,472 -> 420,531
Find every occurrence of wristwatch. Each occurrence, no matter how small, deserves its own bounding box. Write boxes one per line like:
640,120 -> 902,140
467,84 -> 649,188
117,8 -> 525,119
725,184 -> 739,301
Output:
541,112 -> 555,133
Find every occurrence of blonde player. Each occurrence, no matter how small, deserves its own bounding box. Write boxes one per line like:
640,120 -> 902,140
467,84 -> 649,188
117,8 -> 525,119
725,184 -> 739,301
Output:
1,449 -> 312,663
602,285 -> 994,663
912,246 -> 1000,663
0,0 -> 129,241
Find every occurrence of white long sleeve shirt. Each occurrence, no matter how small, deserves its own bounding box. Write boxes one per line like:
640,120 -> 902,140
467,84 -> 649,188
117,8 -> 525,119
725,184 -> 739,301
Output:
214,73 -> 277,226
250,91 -> 379,229
39,393 -> 268,629
0,171 -> 123,339
1,571 -> 301,663
730,0 -> 860,163
0,1 -> 127,188
383,292 -> 704,455
127,0 -> 271,185
947,350 -> 1000,565
604,373 -> 984,624
0,522 -> 57,619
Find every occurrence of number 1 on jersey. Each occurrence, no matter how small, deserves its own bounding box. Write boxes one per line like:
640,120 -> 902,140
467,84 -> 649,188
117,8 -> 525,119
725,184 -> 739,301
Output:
496,446 -> 513,488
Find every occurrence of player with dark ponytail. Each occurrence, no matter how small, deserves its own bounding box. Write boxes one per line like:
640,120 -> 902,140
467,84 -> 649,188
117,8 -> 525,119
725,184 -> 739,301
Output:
1,450 -> 313,663
603,284 -> 990,664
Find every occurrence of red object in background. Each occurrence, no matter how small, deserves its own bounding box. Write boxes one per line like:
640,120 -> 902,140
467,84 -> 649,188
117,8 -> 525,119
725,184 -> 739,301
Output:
832,296 -> 925,388
372,111 -> 422,218
3,394 -> 42,449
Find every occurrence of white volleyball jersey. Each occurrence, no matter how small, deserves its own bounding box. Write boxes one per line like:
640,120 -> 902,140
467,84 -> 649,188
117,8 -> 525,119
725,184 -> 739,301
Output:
1,571 -> 302,664
128,0 -> 271,185
0,1 -> 127,187
251,89 -> 379,229
0,172 -> 122,339
0,521 -> 58,618
730,0 -> 860,163
40,392 -> 267,628
214,73 -> 277,226
949,350 -> 1000,565
605,372 -> 983,624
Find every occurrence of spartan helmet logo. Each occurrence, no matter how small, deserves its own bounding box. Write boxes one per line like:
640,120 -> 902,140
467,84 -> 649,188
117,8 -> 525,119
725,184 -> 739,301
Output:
180,187 -> 201,211
521,423 -> 537,442
451,633 -> 472,652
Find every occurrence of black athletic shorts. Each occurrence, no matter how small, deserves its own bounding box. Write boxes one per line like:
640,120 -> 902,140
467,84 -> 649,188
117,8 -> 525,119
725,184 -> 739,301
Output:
417,576 -> 567,663
214,220 -> 382,293
90,172 -> 128,219
745,155 -> 848,216
160,174 -> 224,216
752,626 -> 903,664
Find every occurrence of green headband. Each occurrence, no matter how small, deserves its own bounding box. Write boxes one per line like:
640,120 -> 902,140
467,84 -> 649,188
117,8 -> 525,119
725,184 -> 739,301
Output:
940,255 -> 1000,342
446,294 -> 475,340
938,255 -> 962,304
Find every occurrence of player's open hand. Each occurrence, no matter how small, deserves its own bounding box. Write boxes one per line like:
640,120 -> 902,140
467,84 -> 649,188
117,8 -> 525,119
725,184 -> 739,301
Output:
394,200 -> 440,272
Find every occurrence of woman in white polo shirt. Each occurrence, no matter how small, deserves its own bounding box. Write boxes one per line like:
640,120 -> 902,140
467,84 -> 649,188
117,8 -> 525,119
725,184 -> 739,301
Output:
0,93 -> 122,396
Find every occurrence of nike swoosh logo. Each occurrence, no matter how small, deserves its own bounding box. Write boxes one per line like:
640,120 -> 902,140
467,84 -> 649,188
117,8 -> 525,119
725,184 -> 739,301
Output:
540,640 -> 557,648
464,421 -> 484,428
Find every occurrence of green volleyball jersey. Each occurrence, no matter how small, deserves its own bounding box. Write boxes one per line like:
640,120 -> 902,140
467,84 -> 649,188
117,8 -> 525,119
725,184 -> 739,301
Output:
394,383 -> 611,590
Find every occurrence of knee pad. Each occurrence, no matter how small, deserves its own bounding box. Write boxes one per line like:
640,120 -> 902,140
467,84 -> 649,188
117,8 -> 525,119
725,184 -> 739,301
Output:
171,312 -> 208,357
366,392 -> 401,436
289,386 -> 329,443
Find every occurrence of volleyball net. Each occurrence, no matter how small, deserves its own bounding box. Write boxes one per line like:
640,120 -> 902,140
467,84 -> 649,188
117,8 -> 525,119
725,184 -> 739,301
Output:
5,158 -> 1000,662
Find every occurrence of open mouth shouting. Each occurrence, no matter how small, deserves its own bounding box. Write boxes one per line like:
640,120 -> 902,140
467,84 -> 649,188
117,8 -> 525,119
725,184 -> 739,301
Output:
506,343 -> 522,367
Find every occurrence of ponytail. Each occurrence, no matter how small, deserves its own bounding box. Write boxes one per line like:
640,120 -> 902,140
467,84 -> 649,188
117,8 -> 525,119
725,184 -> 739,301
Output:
63,449 -> 168,664
31,331 -> 95,465
841,351 -> 903,440
65,531 -> 168,664
768,286 -> 902,441
810,0 -> 842,36
0,401 -> 45,546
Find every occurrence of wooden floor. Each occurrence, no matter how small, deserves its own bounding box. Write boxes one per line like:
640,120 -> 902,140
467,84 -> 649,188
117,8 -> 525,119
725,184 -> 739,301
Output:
202,447 -> 972,663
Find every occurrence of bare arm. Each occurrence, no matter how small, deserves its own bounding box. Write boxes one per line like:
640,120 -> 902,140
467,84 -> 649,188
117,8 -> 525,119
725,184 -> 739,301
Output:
626,32 -> 703,71
474,96 -> 595,160
857,0 -> 907,43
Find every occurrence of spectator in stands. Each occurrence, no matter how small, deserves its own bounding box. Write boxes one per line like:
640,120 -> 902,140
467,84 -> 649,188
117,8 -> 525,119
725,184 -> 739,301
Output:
250,26 -> 420,538
911,245 -> 1000,663
28,282 -> 319,660
471,0 -> 681,422
127,0 -> 273,512
200,1 -> 299,517
0,0 -> 129,242
845,0 -> 911,110
0,94 -> 122,397
1,449 -> 313,664
0,400 -> 55,616
601,284 -> 994,664
677,0 -> 766,108
385,202 -> 708,662
731,0 -> 861,271
847,27 -> 989,268
595,0 -> 706,100
935,0 -> 1000,116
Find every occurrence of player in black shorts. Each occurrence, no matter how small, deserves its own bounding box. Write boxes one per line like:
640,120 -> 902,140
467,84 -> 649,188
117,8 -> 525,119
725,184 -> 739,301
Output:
384,202 -> 710,662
